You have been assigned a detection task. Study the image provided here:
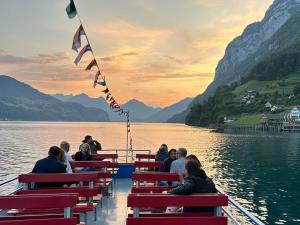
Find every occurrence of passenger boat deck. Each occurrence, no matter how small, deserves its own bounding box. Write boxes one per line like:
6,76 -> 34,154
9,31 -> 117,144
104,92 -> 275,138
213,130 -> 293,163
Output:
0,150 -> 265,225
93,179 -> 132,225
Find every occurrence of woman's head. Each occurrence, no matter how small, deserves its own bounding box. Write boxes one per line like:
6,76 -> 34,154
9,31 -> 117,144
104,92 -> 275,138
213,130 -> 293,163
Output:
185,159 -> 201,176
57,148 -> 66,164
168,149 -> 177,160
157,144 -> 168,155
80,143 -> 91,154
186,154 -> 202,167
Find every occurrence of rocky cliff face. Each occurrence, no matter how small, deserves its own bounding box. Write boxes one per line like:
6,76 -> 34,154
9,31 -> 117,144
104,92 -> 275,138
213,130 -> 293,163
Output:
214,0 -> 300,83
169,0 -> 300,123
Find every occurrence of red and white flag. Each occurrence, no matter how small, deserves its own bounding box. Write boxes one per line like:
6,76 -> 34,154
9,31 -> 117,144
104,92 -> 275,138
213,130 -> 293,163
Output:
72,25 -> 85,52
74,44 -> 92,65
86,58 -> 97,71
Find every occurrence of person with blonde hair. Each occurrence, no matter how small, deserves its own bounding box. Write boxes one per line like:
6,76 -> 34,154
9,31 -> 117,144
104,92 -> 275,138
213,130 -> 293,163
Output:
75,143 -> 92,161
57,148 -> 72,173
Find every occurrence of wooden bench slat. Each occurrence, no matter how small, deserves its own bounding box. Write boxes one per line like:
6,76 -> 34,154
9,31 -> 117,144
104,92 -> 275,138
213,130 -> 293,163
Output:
0,194 -> 77,209
16,187 -> 99,197
131,187 -> 171,193
127,217 -> 227,225
19,173 -> 99,183
128,194 -> 228,207
134,162 -> 164,169
135,154 -> 155,160
132,172 -> 180,182
0,218 -> 77,225
70,161 -> 110,168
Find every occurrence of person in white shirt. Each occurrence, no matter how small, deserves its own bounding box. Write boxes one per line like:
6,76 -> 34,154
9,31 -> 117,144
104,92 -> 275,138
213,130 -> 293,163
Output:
60,141 -> 73,173
170,147 -> 187,186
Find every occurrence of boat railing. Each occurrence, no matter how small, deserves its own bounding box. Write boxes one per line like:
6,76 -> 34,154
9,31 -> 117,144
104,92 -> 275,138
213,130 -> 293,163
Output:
99,149 -> 151,163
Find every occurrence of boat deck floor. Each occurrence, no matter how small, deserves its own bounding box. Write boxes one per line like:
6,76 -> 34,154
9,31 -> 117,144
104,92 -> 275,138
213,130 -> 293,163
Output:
90,178 -> 132,225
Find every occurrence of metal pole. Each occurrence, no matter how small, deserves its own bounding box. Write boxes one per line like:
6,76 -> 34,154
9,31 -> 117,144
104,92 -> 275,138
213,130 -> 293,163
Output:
126,113 -> 129,163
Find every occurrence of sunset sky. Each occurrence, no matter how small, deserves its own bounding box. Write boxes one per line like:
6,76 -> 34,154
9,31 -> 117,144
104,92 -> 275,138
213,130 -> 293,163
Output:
0,0 -> 273,106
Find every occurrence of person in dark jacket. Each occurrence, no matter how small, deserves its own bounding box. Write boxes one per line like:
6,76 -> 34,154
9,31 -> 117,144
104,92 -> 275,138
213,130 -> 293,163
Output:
75,143 -> 92,161
32,146 -> 67,188
155,144 -> 169,162
168,159 -> 217,212
80,135 -> 102,154
161,149 -> 177,172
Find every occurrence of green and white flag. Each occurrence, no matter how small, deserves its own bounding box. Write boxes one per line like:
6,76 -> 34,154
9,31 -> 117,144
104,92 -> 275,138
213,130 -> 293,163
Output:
66,0 -> 77,19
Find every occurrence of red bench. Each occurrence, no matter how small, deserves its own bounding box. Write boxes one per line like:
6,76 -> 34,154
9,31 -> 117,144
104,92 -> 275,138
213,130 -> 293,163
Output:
0,218 -> 78,225
134,162 -> 164,171
0,194 -> 78,224
127,193 -> 228,225
92,154 -> 118,162
15,187 -> 101,204
18,173 -> 100,221
131,186 -> 171,193
0,215 -> 82,224
136,154 -> 155,161
132,172 -> 180,187
70,161 -> 110,170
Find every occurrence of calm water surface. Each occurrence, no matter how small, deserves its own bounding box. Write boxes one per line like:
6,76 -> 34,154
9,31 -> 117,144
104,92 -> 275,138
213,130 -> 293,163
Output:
0,121 -> 299,225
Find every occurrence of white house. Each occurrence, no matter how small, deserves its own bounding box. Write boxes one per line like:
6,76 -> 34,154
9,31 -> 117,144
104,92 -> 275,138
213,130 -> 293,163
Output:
290,106 -> 300,119
265,102 -> 272,108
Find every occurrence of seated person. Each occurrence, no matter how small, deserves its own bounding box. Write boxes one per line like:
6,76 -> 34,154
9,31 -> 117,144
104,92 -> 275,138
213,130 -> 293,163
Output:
80,135 -> 102,154
168,159 -> 217,213
75,143 -> 92,161
161,149 -> 177,172
74,143 -> 94,172
60,141 -> 73,162
155,144 -> 169,162
32,146 -> 67,188
170,147 -> 187,186
57,148 -> 72,173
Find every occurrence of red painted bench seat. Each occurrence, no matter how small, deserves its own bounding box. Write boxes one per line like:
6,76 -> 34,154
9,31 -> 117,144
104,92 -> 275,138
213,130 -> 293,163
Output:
0,214 -> 83,224
135,154 -> 155,161
132,172 -> 180,185
92,154 -> 118,162
131,187 -> 172,193
127,194 -> 228,225
127,217 -> 227,225
134,162 -> 164,171
0,218 -> 78,225
70,161 -> 110,169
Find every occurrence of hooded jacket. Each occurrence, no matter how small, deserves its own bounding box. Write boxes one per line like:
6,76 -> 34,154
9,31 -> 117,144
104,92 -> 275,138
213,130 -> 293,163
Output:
169,169 -> 217,212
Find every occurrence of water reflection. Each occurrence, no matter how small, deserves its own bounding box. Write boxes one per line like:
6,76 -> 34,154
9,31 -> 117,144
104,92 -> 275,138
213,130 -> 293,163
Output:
0,122 -> 299,224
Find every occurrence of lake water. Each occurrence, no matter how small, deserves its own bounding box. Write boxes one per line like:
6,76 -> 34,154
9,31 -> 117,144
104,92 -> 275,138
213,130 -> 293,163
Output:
0,121 -> 299,225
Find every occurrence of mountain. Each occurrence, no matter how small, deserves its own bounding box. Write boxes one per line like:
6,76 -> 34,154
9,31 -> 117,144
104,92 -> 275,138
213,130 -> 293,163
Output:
169,0 -> 300,123
119,99 -> 161,122
0,75 -> 109,122
53,94 -> 162,122
147,98 -> 192,123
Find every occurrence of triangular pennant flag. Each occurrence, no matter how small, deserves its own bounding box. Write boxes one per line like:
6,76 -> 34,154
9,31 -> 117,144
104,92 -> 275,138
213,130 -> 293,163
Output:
110,100 -> 117,108
93,71 -> 102,88
102,88 -> 109,94
86,58 -> 97,71
106,93 -> 111,101
66,0 -> 77,19
109,96 -> 115,102
97,81 -> 106,86
72,25 -> 85,52
74,44 -> 92,65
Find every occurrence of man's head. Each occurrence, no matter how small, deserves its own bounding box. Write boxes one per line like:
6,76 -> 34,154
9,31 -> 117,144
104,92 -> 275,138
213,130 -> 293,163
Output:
60,141 -> 70,153
48,146 -> 61,159
83,135 -> 93,144
161,144 -> 168,151
185,159 -> 200,176
177,147 -> 187,159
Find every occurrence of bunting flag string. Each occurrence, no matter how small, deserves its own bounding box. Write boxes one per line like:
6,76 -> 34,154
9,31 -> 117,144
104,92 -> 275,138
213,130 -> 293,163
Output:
66,0 -> 133,149
74,44 -> 92,65
72,24 -> 85,52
